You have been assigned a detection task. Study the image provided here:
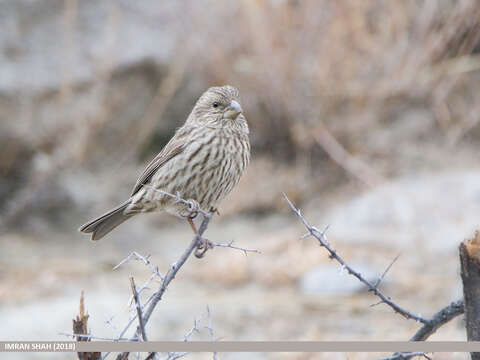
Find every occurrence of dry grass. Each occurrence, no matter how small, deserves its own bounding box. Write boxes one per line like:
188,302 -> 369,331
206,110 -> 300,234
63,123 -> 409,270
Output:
2,0 -> 480,221
202,0 -> 480,156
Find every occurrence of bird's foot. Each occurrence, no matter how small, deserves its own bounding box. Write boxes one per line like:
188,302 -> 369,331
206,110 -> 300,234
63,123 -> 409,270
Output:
181,199 -> 200,219
195,237 -> 214,258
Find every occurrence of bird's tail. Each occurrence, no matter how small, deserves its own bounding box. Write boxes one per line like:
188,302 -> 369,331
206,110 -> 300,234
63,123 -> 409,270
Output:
79,200 -> 133,241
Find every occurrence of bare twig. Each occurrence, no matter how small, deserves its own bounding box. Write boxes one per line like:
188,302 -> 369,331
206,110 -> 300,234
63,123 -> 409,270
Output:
110,238 -> 258,349
102,189 -> 251,359
380,352 -> 432,360
114,252 -> 164,312
113,252 -> 164,280
106,186 -> 218,355
142,213 -> 211,328
130,276 -> 148,342
205,306 -> 219,360
164,353 -> 189,360
410,300 -> 464,341
159,308 -> 218,360
134,272 -> 158,298
142,185 -> 211,217
162,315 -> 202,360
211,240 -> 261,256
113,212 -> 212,360
60,333 -> 129,341
183,318 -> 201,342
108,311 -> 143,348
283,193 -> 428,324
374,254 -> 401,289
284,193 -> 465,350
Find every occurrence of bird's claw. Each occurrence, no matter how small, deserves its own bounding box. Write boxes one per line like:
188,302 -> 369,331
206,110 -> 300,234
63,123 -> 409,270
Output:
194,237 -> 214,258
181,199 -> 200,219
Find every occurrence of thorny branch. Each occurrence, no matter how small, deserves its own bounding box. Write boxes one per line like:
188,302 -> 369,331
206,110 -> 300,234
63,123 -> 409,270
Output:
142,185 -> 210,217
99,189 -> 258,360
103,252 -> 166,349
59,333 -> 130,341
162,306 -> 218,360
93,312 -> 212,360
113,252 -> 164,279
210,239 -> 260,256
112,244 -> 255,340
130,276 -> 148,342
205,306 -> 218,360
374,254 -> 400,289
111,213 -> 210,360
283,193 -> 428,324
139,213 -> 210,332
284,193 -> 465,344
113,252 -> 164,311
380,352 -> 432,360
410,300 -> 464,341
111,184 -> 243,360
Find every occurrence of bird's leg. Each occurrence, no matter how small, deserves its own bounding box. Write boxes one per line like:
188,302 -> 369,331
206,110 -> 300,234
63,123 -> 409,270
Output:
187,217 -> 198,234
180,199 -> 212,258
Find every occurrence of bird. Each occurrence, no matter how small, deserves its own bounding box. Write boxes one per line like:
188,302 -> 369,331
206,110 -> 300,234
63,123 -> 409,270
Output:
79,85 -> 250,247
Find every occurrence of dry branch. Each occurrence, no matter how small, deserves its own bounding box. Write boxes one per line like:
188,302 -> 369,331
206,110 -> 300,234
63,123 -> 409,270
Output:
205,306 -> 218,360
284,193 -> 427,323
130,276 -> 148,342
161,307 -> 217,360
380,352 -> 432,360
114,212 -> 212,360
210,239 -> 261,256
142,186 -> 211,217
138,212 -> 211,332
284,193 -> 465,345
65,189 -> 255,360
113,252 -> 164,279
410,300 -> 464,341
60,333 -> 129,341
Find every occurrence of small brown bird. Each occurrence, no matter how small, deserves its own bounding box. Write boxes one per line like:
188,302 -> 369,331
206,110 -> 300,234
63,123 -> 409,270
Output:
79,85 -> 250,241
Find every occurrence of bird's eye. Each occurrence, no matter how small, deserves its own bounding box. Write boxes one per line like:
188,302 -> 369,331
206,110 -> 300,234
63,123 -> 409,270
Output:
212,102 -> 220,108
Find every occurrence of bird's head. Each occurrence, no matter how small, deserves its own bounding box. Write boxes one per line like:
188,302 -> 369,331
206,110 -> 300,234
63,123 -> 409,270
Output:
188,85 -> 248,132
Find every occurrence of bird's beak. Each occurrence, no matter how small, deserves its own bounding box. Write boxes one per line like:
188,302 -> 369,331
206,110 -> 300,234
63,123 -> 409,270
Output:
224,100 -> 243,120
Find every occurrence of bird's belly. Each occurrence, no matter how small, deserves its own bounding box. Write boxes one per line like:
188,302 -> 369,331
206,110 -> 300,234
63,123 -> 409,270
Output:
179,153 -> 243,210
140,134 -> 247,215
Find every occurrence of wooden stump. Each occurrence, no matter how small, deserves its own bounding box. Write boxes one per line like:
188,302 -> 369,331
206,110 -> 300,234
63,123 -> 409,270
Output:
73,291 -> 101,360
460,231 -> 480,360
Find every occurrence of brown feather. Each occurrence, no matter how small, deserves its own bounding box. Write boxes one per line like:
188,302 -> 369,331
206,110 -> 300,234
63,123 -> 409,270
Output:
79,85 -> 250,241
130,132 -> 187,196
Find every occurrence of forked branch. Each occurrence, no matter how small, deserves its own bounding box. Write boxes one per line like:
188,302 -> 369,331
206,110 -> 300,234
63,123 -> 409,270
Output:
284,193 -> 464,344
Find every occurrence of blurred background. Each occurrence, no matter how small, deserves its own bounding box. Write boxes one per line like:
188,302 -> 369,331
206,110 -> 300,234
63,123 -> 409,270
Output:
1,0 -> 480,359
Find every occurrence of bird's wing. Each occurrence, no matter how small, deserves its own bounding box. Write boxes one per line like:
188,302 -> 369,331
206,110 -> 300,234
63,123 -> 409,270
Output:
130,131 -> 187,196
